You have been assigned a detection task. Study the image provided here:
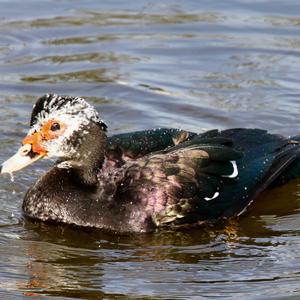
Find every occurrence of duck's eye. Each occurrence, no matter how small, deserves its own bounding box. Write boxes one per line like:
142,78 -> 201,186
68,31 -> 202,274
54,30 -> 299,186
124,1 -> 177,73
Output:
50,122 -> 60,132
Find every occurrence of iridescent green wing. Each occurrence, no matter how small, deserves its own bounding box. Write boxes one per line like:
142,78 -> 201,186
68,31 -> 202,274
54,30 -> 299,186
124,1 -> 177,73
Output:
117,129 -> 300,227
115,136 -> 241,226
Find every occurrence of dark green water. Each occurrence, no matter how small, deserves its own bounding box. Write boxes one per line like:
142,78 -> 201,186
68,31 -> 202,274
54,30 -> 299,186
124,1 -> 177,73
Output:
0,1 -> 300,299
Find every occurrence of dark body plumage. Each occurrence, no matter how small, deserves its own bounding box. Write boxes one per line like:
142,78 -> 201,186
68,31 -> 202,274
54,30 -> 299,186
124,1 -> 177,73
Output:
20,97 -> 300,233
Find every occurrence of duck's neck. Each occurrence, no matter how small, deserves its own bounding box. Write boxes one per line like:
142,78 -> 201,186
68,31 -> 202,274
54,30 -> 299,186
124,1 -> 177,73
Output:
74,165 -> 102,186
60,124 -> 108,186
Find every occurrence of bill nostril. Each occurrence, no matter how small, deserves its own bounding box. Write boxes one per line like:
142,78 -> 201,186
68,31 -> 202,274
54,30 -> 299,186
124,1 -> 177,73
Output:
20,144 -> 32,156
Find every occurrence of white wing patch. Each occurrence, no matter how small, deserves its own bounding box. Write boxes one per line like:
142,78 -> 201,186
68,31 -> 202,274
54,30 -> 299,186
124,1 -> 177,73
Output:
204,160 -> 238,202
222,160 -> 238,178
204,191 -> 220,201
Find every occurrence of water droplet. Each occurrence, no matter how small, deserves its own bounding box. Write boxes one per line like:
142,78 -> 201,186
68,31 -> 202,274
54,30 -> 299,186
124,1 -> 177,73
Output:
9,173 -> 14,182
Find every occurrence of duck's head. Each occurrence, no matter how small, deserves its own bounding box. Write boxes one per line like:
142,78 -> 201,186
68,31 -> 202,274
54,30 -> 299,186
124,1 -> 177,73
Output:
1,94 -> 107,182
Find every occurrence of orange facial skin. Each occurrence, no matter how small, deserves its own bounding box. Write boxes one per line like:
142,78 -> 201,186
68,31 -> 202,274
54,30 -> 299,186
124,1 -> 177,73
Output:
22,119 -> 66,156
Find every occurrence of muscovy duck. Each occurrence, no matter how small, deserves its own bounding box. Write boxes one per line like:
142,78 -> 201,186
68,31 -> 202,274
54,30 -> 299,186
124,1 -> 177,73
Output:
1,94 -> 300,232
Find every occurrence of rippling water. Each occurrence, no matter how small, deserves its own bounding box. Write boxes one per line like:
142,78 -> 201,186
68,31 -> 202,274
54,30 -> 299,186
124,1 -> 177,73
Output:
0,0 -> 300,299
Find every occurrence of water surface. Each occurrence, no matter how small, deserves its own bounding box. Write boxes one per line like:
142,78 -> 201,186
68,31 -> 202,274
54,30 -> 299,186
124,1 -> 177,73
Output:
0,0 -> 300,299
